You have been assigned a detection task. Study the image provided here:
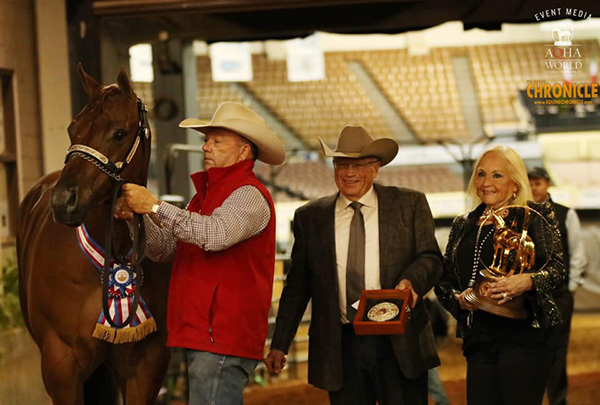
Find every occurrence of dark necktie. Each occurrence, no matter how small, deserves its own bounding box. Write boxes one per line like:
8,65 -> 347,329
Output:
346,201 -> 365,322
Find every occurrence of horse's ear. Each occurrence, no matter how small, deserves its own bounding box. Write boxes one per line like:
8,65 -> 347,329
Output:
77,63 -> 101,97
117,67 -> 135,100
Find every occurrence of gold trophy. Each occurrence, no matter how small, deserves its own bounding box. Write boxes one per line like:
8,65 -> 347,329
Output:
465,206 -> 551,319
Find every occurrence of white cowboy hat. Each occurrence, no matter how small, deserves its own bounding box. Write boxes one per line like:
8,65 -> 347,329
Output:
318,125 -> 398,166
179,102 -> 285,165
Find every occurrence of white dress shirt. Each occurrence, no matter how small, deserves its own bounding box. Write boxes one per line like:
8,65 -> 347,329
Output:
565,208 -> 587,291
335,187 -> 381,323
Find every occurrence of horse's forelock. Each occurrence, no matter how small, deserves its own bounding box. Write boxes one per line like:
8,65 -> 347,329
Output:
72,87 -> 135,142
100,85 -> 136,111
78,86 -> 134,122
104,83 -> 136,101
100,85 -> 129,101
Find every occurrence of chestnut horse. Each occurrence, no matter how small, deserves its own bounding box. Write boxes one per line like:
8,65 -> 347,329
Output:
17,66 -> 170,404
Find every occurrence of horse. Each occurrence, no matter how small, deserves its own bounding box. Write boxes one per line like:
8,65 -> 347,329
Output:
17,65 -> 171,404
490,208 -> 535,276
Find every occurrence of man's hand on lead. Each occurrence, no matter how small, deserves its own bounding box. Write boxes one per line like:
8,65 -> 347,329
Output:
121,183 -> 158,215
114,196 -> 134,220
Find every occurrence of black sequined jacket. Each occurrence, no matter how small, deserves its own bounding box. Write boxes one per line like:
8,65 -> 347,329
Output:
434,201 -> 565,338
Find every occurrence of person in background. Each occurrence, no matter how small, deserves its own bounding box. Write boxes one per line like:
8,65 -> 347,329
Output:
265,125 -> 442,405
116,101 -> 285,404
528,166 -> 588,405
425,294 -> 451,405
435,146 -> 565,404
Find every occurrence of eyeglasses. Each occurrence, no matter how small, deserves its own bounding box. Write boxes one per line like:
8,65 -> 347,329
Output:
333,160 -> 379,170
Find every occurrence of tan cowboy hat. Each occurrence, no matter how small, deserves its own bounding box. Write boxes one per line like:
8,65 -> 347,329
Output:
319,125 -> 398,166
179,102 -> 285,165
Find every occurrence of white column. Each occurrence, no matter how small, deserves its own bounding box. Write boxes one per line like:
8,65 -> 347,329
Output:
35,0 -> 71,174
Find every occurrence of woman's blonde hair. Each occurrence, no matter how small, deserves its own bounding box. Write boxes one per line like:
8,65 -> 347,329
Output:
467,145 -> 533,209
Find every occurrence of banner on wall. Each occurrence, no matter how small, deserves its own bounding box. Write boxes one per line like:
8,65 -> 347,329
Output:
286,33 -> 325,82
129,44 -> 154,83
210,42 -> 253,82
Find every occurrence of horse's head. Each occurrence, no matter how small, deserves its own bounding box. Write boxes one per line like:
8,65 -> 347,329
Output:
51,65 -> 151,226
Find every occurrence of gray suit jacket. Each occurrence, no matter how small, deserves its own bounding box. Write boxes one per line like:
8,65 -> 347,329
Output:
271,184 -> 443,391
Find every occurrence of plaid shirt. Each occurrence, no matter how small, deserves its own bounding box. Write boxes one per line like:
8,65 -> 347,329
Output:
144,185 -> 270,262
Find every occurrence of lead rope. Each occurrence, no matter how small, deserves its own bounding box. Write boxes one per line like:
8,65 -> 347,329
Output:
101,180 -> 146,328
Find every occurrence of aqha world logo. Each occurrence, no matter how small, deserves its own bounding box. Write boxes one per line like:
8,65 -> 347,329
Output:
545,23 -> 582,71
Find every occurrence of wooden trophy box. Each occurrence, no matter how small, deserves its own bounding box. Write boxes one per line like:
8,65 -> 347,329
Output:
353,289 -> 412,335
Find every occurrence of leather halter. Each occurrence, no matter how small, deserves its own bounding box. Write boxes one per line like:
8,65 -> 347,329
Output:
64,98 -> 150,182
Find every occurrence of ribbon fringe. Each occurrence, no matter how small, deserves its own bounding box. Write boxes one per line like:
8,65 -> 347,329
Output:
93,317 -> 157,344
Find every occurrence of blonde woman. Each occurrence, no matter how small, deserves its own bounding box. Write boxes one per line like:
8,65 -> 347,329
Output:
435,146 -> 564,404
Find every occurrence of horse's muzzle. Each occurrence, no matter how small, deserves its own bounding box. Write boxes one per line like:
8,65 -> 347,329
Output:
51,185 -> 85,226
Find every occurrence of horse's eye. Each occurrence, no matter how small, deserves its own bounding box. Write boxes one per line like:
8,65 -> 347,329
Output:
114,130 -> 126,140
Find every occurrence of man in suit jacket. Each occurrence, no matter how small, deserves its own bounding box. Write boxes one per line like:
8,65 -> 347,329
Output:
265,126 -> 443,404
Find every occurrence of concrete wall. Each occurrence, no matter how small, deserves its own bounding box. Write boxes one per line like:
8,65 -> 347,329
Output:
0,0 -> 68,399
35,0 -> 71,175
0,0 -> 42,198
0,0 -> 71,200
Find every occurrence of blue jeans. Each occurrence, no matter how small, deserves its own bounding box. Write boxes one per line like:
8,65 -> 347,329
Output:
428,367 -> 450,405
186,349 -> 259,405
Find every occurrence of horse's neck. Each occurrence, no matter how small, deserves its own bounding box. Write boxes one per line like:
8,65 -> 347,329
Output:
83,204 -> 132,256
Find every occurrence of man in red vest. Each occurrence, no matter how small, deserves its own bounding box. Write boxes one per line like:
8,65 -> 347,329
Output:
117,102 -> 285,404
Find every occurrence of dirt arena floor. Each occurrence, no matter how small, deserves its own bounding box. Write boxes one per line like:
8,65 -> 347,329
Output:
241,372 -> 600,405
4,313 -> 599,404
241,313 -> 600,405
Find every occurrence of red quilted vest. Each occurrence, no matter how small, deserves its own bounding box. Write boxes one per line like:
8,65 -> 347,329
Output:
167,159 -> 276,360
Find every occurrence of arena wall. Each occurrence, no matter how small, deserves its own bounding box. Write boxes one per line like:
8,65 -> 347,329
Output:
0,0 -> 42,198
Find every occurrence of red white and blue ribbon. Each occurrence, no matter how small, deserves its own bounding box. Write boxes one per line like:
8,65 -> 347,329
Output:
77,224 -> 156,343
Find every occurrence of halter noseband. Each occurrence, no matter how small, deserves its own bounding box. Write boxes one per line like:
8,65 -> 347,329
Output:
64,98 -> 150,182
